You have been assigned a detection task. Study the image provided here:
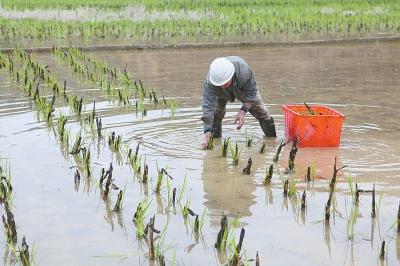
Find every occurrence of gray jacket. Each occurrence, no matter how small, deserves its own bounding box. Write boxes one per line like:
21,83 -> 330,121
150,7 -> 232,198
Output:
201,56 -> 258,132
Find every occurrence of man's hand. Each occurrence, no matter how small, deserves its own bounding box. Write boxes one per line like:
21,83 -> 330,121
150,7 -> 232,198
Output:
234,110 -> 246,130
202,132 -> 212,150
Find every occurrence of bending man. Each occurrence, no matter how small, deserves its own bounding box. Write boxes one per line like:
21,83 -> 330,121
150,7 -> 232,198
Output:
201,56 -> 276,149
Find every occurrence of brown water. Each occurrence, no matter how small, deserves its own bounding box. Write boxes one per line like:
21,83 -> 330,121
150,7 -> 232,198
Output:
0,41 -> 399,265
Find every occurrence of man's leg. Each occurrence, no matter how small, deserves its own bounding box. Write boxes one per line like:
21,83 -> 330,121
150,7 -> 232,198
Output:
212,98 -> 227,138
248,92 -> 277,137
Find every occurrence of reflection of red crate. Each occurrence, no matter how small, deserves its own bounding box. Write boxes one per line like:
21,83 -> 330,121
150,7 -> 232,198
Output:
282,105 -> 345,147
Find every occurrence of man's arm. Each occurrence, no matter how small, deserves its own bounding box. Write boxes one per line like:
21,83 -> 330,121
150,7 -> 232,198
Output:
236,61 -> 258,112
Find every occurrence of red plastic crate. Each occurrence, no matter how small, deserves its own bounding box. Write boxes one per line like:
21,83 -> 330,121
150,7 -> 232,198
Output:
282,104 -> 345,147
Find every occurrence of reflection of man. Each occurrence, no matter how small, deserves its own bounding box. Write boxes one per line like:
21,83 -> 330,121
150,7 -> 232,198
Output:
201,56 -> 276,149
202,153 -> 256,221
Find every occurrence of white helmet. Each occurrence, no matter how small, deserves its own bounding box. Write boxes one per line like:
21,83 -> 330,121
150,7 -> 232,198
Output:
209,57 -> 235,86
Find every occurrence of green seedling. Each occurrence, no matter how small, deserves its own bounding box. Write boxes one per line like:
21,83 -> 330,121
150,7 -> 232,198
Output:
329,157 -> 347,191
228,141 -> 240,166
99,163 -> 113,187
193,209 -> 206,235
96,117 -> 102,138
128,144 -> 142,176
142,162 -> 148,183
169,99 -> 177,117
245,130 -> 253,147
133,198 -> 151,239
56,113 -> 68,142
242,157 -> 252,175
181,198 -> 193,219
2,201 -> 17,244
286,136 -> 299,173
263,165 -> 273,185
19,236 -> 31,266
153,219 -> 174,264
70,96 -> 83,116
113,190 -> 124,212
102,163 -> 114,200
215,215 -> 233,251
222,137 -> 230,157
304,102 -> 316,115
273,139 -> 288,163
155,168 -> 173,194
80,147 -> 91,177
0,163 -> 13,203
108,131 -> 122,153
260,143 -> 266,154
229,228 -> 245,266
86,101 -> 96,132
346,202 -> 359,240
70,132 -> 82,154
206,133 -> 214,150
177,175 -> 188,204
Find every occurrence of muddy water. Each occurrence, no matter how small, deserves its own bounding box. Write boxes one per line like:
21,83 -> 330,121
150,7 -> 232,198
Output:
0,41 -> 400,265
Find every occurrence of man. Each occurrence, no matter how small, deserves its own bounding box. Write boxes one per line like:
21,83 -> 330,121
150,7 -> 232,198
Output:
201,56 -> 276,149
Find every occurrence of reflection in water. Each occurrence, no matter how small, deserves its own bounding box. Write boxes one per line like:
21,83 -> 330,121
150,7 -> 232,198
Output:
201,151 -> 257,224
103,197 -> 127,234
264,185 -> 273,205
371,217 -> 376,249
280,146 -> 341,180
324,223 -> 332,259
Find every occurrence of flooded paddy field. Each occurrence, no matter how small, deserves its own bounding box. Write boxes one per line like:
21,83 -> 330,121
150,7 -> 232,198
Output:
0,41 -> 400,265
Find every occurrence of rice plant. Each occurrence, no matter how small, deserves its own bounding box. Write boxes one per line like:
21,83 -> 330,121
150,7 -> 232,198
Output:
155,168 -> 165,194
56,113 -> 68,143
221,137 -> 230,157
0,163 -> 13,204
346,202 -> 359,240
108,131 -> 122,153
193,209 -> 206,235
245,130 -> 253,147
259,143 -> 266,154
95,117 -> 102,139
263,165 -> 273,185
113,190 -> 124,212
177,175 -> 188,204
181,198 -> 194,220
133,198 -> 151,239
215,215 -> 234,251
2,201 -> 17,244
128,144 -> 142,176
206,133 -> 214,150
80,147 -> 91,177
228,141 -> 240,166
70,132 -> 82,154
273,139 -> 288,163
3,1 -> 399,43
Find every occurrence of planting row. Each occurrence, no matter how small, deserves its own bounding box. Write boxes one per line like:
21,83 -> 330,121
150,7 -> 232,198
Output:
1,0 -> 400,42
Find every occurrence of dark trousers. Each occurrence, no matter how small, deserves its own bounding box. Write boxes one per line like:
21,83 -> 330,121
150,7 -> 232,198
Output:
212,92 -> 272,137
